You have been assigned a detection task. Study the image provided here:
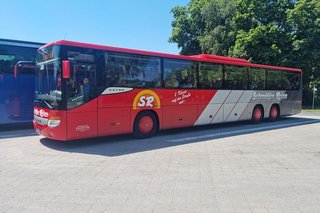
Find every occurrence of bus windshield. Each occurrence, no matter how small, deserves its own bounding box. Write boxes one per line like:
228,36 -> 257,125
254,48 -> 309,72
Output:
35,46 -> 62,109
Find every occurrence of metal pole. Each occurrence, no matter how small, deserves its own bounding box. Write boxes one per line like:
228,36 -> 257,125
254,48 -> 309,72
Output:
312,84 -> 315,110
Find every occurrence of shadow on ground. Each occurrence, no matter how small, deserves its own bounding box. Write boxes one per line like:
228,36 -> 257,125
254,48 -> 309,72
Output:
39,116 -> 320,157
0,125 -> 35,139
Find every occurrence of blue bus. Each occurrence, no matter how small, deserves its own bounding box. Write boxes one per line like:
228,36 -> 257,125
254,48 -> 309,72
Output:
0,38 -> 44,126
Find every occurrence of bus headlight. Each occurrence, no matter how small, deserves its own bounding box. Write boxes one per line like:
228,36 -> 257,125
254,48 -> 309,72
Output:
47,116 -> 61,128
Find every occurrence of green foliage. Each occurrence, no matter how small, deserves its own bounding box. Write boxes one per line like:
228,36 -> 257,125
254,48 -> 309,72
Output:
169,0 -> 235,55
230,0 -> 295,65
198,0 -> 236,55
287,0 -> 320,105
169,0 -> 320,106
169,0 -> 208,55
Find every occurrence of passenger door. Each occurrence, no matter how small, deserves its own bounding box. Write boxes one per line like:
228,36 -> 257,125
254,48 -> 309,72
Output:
64,48 -> 98,140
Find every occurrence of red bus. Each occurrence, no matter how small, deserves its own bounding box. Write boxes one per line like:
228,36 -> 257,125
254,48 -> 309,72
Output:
33,40 -> 302,141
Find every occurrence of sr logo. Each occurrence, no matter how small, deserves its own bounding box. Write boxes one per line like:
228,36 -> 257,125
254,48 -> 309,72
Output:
138,96 -> 155,107
133,90 -> 161,110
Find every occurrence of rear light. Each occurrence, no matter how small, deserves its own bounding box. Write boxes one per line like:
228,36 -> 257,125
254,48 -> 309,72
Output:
47,116 -> 61,128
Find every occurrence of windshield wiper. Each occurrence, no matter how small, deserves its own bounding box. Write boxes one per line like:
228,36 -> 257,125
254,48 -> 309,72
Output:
34,99 -> 54,109
39,48 -> 47,55
43,99 -> 54,109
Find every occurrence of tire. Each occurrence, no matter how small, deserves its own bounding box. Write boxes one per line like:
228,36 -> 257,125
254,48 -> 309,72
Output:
133,111 -> 158,138
252,105 -> 264,124
269,105 -> 280,122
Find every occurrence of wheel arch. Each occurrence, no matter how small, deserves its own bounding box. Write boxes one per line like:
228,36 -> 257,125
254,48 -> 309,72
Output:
270,103 -> 280,115
254,104 -> 264,115
132,109 -> 160,138
134,110 -> 159,128
269,103 -> 280,121
252,104 -> 265,123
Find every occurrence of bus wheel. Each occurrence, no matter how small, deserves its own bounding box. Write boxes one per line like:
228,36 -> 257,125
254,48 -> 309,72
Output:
133,111 -> 158,138
252,105 -> 264,124
269,105 -> 280,122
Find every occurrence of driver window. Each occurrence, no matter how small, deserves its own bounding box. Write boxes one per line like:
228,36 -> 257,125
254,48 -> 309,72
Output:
66,49 -> 96,109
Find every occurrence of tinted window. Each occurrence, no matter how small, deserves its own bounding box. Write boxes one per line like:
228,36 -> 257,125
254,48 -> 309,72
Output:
248,68 -> 266,90
15,62 -> 36,75
164,59 -> 197,88
283,71 -> 301,90
224,65 -> 248,90
104,52 -> 161,88
35,45 -> 63,110
65,48 -> 97,109
266,70 -> 282,90
199,62 -> 223,89
0,45 -> 37,76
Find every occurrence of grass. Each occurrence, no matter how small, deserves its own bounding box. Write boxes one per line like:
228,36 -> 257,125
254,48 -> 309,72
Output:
302,108 -> 320,112
302,105 -> 320,111
302,109 -> 320,112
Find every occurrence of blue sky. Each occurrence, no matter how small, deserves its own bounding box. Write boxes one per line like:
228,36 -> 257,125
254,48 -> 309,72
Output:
0,0 -> 189,54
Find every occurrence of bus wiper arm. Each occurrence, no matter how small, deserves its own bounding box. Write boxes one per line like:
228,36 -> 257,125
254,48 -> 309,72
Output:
34,99 -> 51,109
43,100 -> 54,109
39,48 -> 47,55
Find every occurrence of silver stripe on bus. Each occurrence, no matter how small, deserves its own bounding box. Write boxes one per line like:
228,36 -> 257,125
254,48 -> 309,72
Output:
195,90 -> 231,125
101,87 -> 133,95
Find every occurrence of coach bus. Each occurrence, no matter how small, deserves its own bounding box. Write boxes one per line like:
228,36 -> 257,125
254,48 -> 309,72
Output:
33,40 -> 302,141
0,38 -> 44,126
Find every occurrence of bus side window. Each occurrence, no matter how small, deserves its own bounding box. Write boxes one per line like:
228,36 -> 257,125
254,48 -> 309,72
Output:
283,71 -> 300,90
164,59 -> 196,89
105,51 -> 161,89
165,72 -> 179,88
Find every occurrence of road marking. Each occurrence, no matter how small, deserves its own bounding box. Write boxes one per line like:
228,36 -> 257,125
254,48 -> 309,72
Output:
166,119 -> 320,143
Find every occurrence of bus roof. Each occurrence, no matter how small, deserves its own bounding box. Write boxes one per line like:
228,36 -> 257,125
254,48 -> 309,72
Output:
40,40 -> 302,73
0,38 -> 44,49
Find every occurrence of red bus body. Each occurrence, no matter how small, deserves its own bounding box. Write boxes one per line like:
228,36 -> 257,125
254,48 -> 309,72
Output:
33,40 -> 302,141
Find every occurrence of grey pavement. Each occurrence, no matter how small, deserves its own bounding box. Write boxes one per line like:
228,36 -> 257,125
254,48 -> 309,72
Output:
0,112 -> 320,213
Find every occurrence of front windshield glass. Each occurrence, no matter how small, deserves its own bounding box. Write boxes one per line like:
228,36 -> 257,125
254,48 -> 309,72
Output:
35,45 -> 62,109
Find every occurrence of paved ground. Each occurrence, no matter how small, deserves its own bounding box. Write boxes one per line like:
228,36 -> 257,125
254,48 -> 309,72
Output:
0,112 -> 320,213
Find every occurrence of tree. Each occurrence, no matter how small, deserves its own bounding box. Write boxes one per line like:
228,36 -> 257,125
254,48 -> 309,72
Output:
288,0 -> 320,106
198,0 -> 236,55
170,0 -> 320,106
169,0 -> 208,55
230,0 -> 295,65
169,0 -> 236,55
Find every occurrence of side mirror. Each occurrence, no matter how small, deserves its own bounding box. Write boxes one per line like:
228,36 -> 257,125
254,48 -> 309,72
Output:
14,61 -> 35,78
62,60 -> 70,79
